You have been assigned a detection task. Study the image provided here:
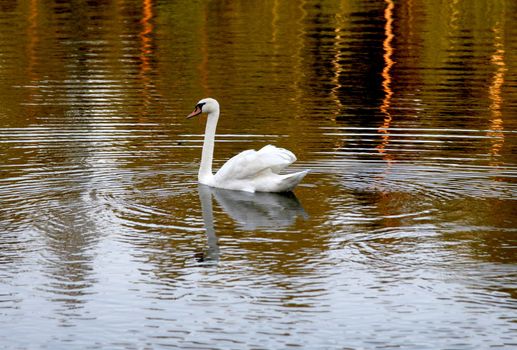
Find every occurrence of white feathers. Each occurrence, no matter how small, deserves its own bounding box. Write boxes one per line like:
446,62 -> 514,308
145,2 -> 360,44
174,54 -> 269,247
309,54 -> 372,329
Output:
214,145 -> 309,192
188,98 -> 308,193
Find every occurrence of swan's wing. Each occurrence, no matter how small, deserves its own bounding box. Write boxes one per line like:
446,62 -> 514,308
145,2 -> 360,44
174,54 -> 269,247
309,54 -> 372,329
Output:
215,145 -> 296,181
256,145 -> 297,173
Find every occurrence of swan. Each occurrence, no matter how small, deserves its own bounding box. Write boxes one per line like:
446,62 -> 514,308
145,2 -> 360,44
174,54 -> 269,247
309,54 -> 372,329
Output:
187,98 -> 308,193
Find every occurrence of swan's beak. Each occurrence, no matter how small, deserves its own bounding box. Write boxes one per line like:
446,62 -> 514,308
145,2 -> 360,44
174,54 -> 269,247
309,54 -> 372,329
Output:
186,106 -> 203,119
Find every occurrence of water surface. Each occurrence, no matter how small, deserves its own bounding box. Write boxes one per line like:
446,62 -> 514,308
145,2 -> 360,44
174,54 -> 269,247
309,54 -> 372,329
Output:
1,0 -> 516,349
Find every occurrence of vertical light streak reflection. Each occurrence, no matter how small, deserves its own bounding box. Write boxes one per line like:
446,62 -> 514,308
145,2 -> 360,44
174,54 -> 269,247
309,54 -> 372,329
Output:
271,0 -> 279,46
140,0 -> 153,73
448,0 -> 460,32
377,0 -> 396,164
27,0 -> 38,80
139,0 -> 153,112
487,22 -> 506,167
329,1 -> 348,120
445,0 -> 460,60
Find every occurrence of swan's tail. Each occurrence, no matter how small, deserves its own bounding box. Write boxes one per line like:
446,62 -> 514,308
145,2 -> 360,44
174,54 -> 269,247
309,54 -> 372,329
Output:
252,169 -> 309,193
277,170 -> 309,192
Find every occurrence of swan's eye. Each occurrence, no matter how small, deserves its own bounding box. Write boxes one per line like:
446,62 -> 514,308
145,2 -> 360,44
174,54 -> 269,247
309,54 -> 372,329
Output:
196,102 -> 206,110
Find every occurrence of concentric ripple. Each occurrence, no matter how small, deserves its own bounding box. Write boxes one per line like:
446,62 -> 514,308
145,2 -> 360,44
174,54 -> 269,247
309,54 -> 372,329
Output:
1,1 -> 516,349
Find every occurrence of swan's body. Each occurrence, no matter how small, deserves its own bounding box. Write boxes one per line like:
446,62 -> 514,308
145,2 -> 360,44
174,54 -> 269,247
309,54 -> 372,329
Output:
187,98 -> 308,193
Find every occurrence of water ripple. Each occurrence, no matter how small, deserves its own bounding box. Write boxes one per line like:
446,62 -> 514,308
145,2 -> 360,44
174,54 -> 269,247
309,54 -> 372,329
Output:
1,1 -> 516,349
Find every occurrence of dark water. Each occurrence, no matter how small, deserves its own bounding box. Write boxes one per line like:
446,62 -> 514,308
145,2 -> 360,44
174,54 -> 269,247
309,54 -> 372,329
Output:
1,0 -> 516,349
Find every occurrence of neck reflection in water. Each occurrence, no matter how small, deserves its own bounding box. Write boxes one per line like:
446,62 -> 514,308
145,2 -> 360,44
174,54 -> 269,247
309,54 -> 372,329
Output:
197,185 -> 308,264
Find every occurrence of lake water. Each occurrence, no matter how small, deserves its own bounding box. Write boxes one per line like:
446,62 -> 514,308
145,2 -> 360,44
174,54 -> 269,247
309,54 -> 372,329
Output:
1,0 -> 516,349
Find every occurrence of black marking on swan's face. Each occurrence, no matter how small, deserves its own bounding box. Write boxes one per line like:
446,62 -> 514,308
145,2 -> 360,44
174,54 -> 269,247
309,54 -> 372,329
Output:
195,102 -> 206,111
187,102 -> 206,119
187,98 -> 218,119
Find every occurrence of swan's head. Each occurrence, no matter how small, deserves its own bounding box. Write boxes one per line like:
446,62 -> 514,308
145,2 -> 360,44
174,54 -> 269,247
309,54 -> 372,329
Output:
187,98 -> 219,119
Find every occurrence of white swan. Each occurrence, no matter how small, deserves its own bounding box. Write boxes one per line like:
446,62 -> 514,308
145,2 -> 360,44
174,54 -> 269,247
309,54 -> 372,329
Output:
187,98 -> 308,193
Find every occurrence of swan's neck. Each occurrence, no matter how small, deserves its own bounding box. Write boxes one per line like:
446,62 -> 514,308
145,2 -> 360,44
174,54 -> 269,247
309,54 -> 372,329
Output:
199,110 -> 219,184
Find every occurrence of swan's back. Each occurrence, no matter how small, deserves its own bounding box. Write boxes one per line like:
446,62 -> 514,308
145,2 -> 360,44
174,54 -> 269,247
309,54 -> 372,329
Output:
214,145 -> 308,192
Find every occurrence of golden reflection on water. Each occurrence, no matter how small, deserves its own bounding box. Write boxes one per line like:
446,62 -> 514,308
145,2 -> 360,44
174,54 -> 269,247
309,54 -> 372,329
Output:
329,1 -> 349,119
26,0 -> 38,82
488,22 -> 506,166
139,0 -> 153,75
448,0 -> 460,32
138,0 -> 156,118
0,1 -> 516,348
377,0 -> 395,164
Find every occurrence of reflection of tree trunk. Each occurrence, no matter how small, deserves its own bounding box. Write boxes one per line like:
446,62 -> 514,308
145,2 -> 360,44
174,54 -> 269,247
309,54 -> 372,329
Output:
139,0 -> 153,75
329,1 -> 351,120
377,0 -> 395,164
139,0 -> 154,119
487,22 -> 506,166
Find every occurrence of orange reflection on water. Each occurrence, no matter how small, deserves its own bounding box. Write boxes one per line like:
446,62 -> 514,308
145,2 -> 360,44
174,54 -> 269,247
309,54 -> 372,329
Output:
139,0 -> 153,75
139,0 -> 154,114
329,4 -> 348,120
487,23 -> 506,167
376,0 -> 396,164
27,0 -> 38,80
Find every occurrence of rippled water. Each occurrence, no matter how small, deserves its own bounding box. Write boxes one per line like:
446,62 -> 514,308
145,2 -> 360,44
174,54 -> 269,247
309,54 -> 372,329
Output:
1,0 -> 516,349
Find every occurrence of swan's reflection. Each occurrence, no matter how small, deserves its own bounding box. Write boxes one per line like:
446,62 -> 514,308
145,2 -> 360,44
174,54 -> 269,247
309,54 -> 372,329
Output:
197,185 -> 220,264
197,185 -> 307,264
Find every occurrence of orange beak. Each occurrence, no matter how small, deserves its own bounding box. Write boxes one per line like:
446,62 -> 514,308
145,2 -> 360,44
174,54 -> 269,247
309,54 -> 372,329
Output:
186,106 -> 203,119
